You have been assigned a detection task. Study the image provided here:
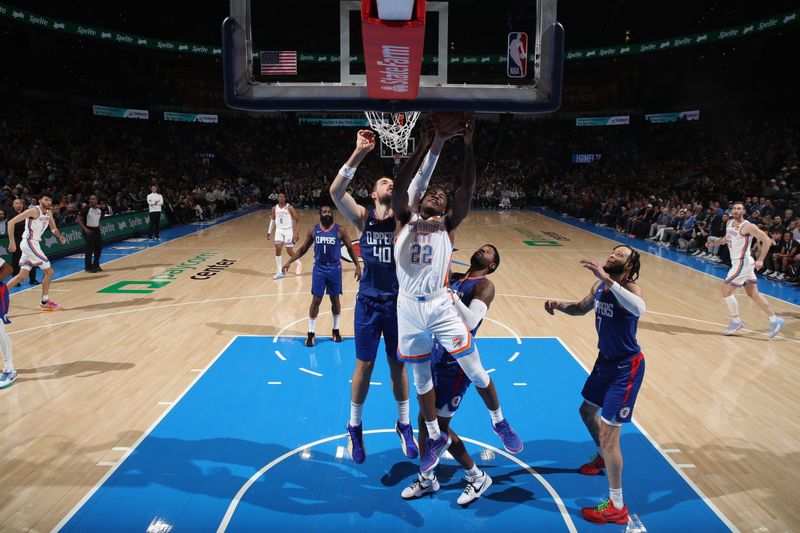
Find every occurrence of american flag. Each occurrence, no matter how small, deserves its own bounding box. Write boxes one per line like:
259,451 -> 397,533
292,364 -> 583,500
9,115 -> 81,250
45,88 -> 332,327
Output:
260,51 -> 297,75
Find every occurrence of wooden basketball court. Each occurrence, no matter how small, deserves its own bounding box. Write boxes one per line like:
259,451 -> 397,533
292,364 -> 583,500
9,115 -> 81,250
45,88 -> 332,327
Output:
1,209 -> 797,531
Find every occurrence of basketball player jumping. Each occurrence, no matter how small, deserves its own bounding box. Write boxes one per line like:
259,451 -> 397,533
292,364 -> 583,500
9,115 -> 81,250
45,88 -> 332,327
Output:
329,127 -> 451,464
6,193 -> 67,311
283,206 -> 360,346
267,193 -> 301,280
0,258 -> 16,389
706,201 -> 784,337
544,245 -> 646,525
401,244 -> 501,505
393,115 -> 521,474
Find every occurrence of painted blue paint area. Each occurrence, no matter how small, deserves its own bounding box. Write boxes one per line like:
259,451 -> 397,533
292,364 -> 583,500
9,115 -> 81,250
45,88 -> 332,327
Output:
9,208 -> 262,296
61,336 -> 730,532
530,208 -> 800,305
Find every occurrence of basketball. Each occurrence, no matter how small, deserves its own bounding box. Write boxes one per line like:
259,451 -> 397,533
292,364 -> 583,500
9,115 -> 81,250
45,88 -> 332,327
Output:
429,112 -> 471,136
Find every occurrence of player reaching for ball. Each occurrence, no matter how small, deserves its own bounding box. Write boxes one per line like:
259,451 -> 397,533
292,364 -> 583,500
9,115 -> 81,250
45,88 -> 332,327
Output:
392,114 -> 522,474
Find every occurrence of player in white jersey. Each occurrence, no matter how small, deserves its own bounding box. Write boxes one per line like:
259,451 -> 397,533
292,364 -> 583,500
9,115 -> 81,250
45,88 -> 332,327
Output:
392,115 -> 521,473
267,193 -> 301,280
6,194 -> 67,311
707,201 -> 784,337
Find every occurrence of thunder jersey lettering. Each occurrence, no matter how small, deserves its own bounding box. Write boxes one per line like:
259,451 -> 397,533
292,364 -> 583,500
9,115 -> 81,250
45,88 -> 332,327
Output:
274,204 -> 293,230
22,206 -> 50,242
726,219 -> 752,264
594,282 -> 640,361
314,224 -> 341,264
395,213 -> 451,296
358,209 -> 398,298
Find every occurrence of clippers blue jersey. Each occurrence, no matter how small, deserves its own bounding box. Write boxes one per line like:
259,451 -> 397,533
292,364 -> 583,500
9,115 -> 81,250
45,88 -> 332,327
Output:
314,224 -> 341,264
594,282 -> 641,361
358,209 -> 398,299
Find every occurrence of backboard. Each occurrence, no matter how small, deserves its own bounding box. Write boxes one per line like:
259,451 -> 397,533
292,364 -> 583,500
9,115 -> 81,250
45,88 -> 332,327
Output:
222,0 -> 563,113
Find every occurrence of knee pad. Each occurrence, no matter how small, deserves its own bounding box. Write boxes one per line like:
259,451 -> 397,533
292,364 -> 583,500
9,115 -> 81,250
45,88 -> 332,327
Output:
456,350 -> 491,388
409,361 -> 434,395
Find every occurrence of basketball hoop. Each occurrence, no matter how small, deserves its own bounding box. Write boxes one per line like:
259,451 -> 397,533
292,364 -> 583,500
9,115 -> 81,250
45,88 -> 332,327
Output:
364,111 -> 420,155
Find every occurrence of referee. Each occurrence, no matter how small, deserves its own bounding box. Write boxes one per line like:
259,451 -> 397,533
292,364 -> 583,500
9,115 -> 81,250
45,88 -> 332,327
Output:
78,195 -> 104,273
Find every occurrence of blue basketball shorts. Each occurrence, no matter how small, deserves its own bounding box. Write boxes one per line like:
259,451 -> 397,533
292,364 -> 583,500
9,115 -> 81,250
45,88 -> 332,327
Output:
311,264 -> 342,297
431,343 -> 471,418
353,293 -> 398,362
0,283 -> 9,324
581,352 -> 645,425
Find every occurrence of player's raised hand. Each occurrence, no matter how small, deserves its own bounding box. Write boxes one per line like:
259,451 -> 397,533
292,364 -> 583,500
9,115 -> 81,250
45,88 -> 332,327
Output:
544,300 -> 558,315
356,129 -> 376,152
580,259 -> 611,283
462,113 -> 475,145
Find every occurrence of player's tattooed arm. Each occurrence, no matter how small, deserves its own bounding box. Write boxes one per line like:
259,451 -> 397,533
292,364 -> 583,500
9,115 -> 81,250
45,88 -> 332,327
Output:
544,282 -> 598,316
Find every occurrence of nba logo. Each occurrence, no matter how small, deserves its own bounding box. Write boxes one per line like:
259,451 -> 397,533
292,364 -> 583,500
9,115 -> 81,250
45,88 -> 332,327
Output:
507,32 -> 528,78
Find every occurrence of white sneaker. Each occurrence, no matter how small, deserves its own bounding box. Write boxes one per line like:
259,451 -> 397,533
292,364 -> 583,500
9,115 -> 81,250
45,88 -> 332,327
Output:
723,319 -> 744,336
457,471 -> 493,505
273,272 -> 285,280
777,273 -> 786,281
401,474 -> 439,499
0,370 -> 17,389
762,270 -> 773,276
769,316 -> 785,339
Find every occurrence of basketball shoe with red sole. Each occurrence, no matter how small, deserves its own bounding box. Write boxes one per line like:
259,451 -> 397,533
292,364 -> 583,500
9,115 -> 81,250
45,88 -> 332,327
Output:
579,454 -> 605,475
581,500 -> 628,524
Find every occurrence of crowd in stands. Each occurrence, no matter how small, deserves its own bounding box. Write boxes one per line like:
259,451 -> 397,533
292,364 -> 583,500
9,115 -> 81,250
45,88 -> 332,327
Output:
0,93 -> 798,286
534,110 -> 800,285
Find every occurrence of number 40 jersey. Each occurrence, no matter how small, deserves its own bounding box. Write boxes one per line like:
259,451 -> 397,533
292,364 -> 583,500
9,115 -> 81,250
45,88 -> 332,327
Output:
358,209 -> 399,299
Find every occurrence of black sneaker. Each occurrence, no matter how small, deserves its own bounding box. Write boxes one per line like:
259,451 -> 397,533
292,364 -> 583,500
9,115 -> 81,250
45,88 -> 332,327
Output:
332,329 -> 342,342
305,332 -> 315,347
29,279 -> 40,285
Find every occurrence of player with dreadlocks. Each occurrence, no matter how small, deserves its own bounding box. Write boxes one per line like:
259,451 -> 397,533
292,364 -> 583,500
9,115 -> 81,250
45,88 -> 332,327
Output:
543,245 -> 646,525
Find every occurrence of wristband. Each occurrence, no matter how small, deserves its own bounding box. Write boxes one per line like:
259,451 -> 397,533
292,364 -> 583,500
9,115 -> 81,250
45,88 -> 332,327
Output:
339,164 -> 357,180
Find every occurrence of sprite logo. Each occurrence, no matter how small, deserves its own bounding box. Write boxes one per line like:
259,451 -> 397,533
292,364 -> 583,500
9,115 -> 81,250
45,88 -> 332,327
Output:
98,252 -> 217,294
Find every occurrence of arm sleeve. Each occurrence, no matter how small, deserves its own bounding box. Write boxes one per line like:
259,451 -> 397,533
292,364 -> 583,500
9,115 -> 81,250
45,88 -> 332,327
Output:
453,297 -> 488,331
268,219 -> 275,234
609,282 -> 646,316
407,150 -> 440,211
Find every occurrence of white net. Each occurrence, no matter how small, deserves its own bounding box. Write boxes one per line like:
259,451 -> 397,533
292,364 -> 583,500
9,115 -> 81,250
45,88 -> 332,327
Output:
364,111 -> 420,155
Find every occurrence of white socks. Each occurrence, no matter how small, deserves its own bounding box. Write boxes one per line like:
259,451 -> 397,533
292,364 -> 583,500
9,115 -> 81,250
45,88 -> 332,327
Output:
724,295 -> 739,320
351,400 -> 410,427
275,256 -> 282,273
333,314 -> 341,330
397,399 -> 410,425
425,419 -> 441,440
349,402 -> 363,427
0,323 -> 13,372
464,465 -> 481,478
489,407 -> 504,425
308,318 -> 316,333
41,294 -> 49,304
609,487 -> 624,508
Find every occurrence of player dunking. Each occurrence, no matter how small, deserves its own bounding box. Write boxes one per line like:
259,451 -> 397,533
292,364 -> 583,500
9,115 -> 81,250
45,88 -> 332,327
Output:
5,194 -> 67,311
706,201 -> 784,337
0,258 -> 16,389
544,245 -> 646,524
401,244 -> 500,505
330,127 -> 448,463
283,206 -> 360,346
393,115 -> 521,474
267,193 -> 301,280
